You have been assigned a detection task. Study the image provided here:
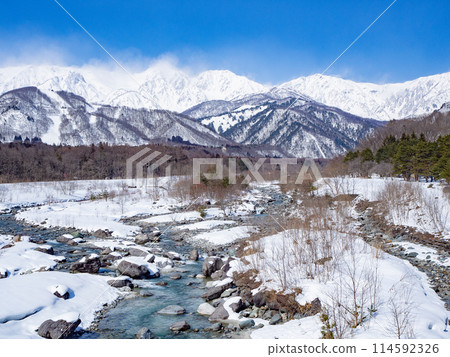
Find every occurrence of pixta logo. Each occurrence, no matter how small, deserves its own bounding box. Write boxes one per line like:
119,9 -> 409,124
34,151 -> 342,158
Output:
126,148 -> 172,185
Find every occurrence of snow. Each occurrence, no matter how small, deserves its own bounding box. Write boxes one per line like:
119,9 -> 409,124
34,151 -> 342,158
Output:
139,211 -> 202,224
391,241 -> 450,267
241,227 -> 449,339
0,237 -> 64,276
0,272 -> 120,338
13,178 -> 184,238
280,72 -> 450,120
252,316 -> 322,339
189,226 -> 256,246
0,62 -> 268,112
1,63 -> 448,120
316,177 -> 450,236
172,219 -> 236,231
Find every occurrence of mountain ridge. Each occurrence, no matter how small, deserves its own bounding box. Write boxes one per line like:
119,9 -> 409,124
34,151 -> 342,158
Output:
1,64 -> 449,120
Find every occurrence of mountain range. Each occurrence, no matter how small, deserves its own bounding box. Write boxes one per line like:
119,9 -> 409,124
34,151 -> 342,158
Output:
0,63 -> 448,158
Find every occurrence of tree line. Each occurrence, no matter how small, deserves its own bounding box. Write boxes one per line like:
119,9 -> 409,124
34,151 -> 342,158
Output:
343,133 -> 450,182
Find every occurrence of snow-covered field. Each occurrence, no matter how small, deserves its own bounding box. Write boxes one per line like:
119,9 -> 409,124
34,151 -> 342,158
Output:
316,177 -> 450,238
240,230 -> 448,339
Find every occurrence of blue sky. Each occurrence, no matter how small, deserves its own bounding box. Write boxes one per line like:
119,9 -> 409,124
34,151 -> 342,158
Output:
0,0 -> 448,84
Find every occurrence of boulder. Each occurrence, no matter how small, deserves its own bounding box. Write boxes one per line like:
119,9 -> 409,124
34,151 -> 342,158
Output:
239,319 -> 255,329
70,255 -> 101,274
128,247 -> 149,257
210,270 -> 225,280
106,252 -> 122,261
269,313 -> 282,325
100,247 -> 112,255
118,260 -> 159,279
56,234 -> 73,244
170,273 -> 182,280
93,229 -> 111,238
136,327 -> 155,339
202,256 -> 223,277
107,277 -> 133,288
252,291 -> 267,307
135,233 -> 151,245
0,269 -> 8,279
34,246 -> 54,255
170,321 -> 190,332
229,298 -> 245,313
202,280 -> 233,301
157,305 -> 186,315
208,304 -> 229,322
37,319 -> 81,339
50,285 -> 70,300
205,322 -> 222,332
189,249 -> 199,261
197,302 -> 216,316
166,251 -> 181,261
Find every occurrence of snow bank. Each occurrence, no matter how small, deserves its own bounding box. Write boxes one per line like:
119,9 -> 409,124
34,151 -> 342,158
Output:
190,226 -> 256,246
0,272 -> 119,338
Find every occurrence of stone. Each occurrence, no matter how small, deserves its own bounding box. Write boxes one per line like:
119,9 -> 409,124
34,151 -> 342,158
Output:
170,273 -> 182,280
211,270 -> 225,280
34,246 -> 54,255
136,327 -> 155,339
128,247 -> 149,257
254,323 -> 264,329
189,249 -> 199,261
202,256 -> 223,277
156,282 -> 168,286
197,302 -> 216,316
269,313 -> 282,325
157,305 -> 186,315
239,319 -> 255,329
107,277 -> 133,288
208,304 -> 229,322
170,321 -> 190,332
70,255 -> 101,274
93,229 -> 111,238
106,253 -> 121,261
229,298 -> 245,313
66,239 -> 78,246
206,322 -> 222,332
407,252 -> 419,258
166,251 -> 181,261
140,290 -> 154,297
117,260 -> 159,279
56,234 -> 73,244
252,291 -> 266,307
202,281 -> 233,301
135,233 -> 151,245
37,319 -> 81,339
100,247 -> 112,255
220,288 -> 234,298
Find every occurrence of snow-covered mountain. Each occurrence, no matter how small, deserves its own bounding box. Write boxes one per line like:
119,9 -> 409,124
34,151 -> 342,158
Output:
0,87 -> 231,147
1,63 -> 449,121
188,90 -> 381,158
0,63 -> 268,112
279,73 -> 450,121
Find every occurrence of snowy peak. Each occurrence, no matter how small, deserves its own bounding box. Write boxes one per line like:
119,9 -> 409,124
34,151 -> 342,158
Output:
279,72 -> 450,121
0,64 -> 268,112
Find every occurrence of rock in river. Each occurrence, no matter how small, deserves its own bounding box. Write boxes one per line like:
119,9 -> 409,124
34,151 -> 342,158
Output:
136,327 -> 155,339
157,305 -> 186,315
117,260 -> 159,279
70,254 -> 101,274
170,321 -> 190,332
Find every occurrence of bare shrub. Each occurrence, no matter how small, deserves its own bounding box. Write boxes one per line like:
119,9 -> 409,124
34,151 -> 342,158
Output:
386,276 -> 415,339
